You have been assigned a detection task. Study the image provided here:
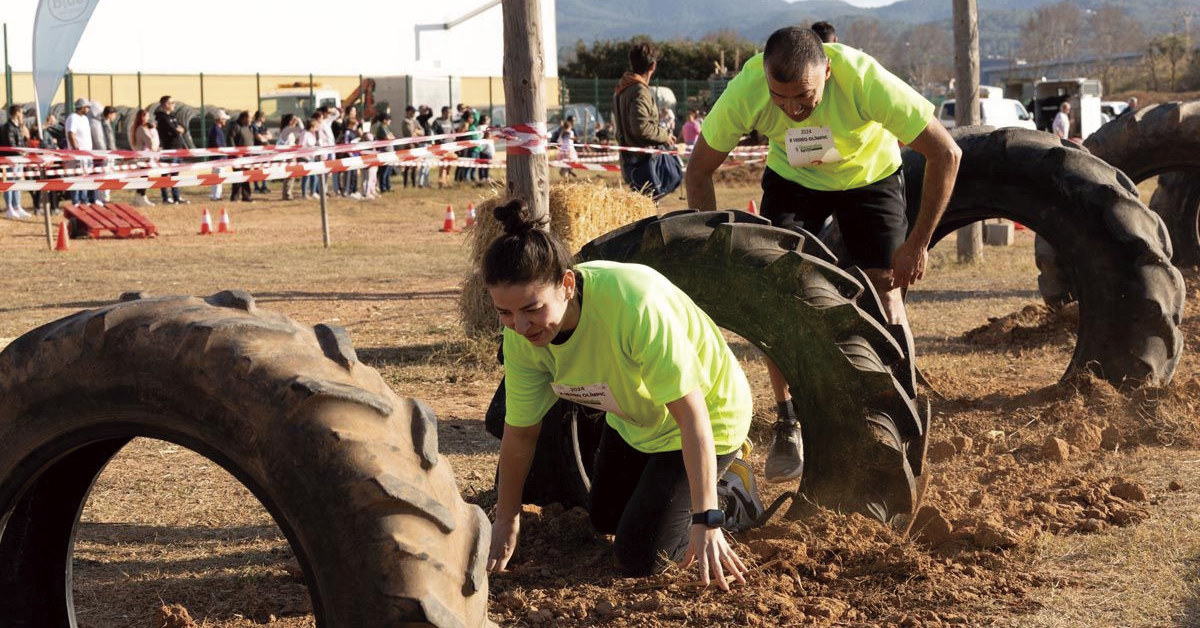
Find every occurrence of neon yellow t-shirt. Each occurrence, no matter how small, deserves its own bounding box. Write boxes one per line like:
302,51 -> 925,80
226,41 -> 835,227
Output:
502,261 -> 752,455
701,44 -> 935,191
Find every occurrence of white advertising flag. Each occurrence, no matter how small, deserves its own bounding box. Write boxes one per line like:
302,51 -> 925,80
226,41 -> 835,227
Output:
32,0 -> 101,122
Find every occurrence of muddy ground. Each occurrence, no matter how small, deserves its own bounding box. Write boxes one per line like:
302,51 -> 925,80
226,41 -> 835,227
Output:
0,172 -> 1197,627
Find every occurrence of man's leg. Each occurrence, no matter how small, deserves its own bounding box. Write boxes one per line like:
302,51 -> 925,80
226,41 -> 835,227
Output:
757,167 -> 830,484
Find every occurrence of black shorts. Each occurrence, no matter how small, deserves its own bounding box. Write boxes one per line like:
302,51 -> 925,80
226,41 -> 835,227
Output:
759,166 -> 908,270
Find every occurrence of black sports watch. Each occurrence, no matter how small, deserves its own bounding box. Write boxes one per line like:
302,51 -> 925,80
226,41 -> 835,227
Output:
691,509 -> 725,529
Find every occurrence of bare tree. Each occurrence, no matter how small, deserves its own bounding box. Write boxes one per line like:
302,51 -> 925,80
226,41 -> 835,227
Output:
894,24 -> 952,95
843,18 -> 896,65
1155,34 -> 1191,91
1088,4 -> 1145,88
1020,1 -> 1084,66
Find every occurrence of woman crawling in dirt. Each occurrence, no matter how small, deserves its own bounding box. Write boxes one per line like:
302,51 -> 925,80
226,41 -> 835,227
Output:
483,199 -> 752,589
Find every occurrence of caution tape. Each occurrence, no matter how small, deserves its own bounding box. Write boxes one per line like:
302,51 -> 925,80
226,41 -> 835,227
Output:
0,139 -> 487,192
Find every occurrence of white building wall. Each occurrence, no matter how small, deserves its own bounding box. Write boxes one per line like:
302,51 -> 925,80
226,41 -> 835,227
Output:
2,0 -> 557,77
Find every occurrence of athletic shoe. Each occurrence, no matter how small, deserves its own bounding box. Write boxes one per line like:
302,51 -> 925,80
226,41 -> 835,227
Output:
763,419 -> 805,484
4,208 -> 23,219
15,208 -> 33,218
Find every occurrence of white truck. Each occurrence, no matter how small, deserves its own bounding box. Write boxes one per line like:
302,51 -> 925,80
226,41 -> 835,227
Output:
1033,78 -> 1103,140
936,85 -> 1036,130
259,76 -> 464,134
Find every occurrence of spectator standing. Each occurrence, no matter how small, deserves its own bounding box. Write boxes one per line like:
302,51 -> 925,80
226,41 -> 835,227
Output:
1052,102 -> 1071,139
276,113 -> 302,200
228,111 -> 254,202
432,106 -> 456,188
811,21 -> 838,43
557,118 -> 579,178
659,106 -> 677,135
34,113 -> 65,212
340,119 -> 362,199
300,116 -> 321,199
207,109 -> 230,201
373,113 -> 396,194
455,111 -> 480,184
416,105 -> 433,187
251,110 -> 272,193
154,95 -> 186,204
477,114 -> 494,185
130,108 -> 160,207
65,99 -> 97,205
317,107 -> 336,194
87,102 -> 110,205
681,111 -> 702,147
612,42 -> 679,198
400,105 -> 424,188
1126,97 -> 1139,113
1,105 -> 31,218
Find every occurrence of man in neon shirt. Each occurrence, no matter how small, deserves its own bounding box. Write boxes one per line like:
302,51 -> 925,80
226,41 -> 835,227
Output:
685,26 -> 961,483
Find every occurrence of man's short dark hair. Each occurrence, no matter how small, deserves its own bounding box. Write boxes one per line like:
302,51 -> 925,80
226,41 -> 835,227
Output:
763,27 -> 827,83
628,41 -> 658,75
7,104 -> 21,117
102,106 -> 116,117
811,21 -> 836,43
159,95 -> 172,106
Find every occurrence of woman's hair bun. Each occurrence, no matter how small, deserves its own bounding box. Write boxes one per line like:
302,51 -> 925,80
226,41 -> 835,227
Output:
494,199 -> 544,235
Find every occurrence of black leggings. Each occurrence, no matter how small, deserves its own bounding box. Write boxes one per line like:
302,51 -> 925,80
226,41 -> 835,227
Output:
588,424 -> 736,576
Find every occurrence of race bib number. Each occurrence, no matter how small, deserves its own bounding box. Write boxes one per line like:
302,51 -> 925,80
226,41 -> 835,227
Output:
551,382 -> 624,416
785,126 -> 843,167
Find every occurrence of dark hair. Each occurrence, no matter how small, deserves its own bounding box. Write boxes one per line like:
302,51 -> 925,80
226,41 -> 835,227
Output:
6,104 -> 21,117
629,41 -> 658,75
811,21 -> 837,43
102,105 -> 116,117
159,95 -> 172,106
482,200 -> 574,287
280,113 -> 294,130
236,111 -> 250,124
254,110 -> 264,121
763,27 -> 827,83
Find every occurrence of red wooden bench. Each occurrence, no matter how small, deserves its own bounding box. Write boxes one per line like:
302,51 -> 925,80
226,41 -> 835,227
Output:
65,203 -> 158,239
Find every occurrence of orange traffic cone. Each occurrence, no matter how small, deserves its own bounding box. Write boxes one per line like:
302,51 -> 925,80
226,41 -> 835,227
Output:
439,205 -> 457,232
465,202 -> 476,229
199,208 -> 213,235
747,199 -> 758,214
218,207 -> 232,233
55,220 -> 70,251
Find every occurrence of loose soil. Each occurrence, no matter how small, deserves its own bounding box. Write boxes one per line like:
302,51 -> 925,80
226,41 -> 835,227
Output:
1,171 -> 1198,627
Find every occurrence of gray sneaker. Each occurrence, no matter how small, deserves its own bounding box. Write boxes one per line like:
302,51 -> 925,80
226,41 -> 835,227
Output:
764,419 -> 804,483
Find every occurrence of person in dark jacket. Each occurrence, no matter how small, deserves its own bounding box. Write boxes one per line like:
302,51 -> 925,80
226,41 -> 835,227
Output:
208,109 -> 230,201
228,111 -> 254,202
154,95 -> 186,204
250,110 -> 272,193
613,42 -> 678,198
1,105 -> 31,217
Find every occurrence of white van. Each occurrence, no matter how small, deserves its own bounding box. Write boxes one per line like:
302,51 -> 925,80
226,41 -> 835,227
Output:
937,98 -> 1036,130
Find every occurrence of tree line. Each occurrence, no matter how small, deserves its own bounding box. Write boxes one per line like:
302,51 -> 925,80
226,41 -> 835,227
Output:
561,2 -> 1198,95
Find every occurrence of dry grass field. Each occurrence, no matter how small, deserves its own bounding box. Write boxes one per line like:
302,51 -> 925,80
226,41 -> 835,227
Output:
1,171 -> 1197,627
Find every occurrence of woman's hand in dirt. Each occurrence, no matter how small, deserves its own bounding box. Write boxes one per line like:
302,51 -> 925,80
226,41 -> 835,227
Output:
679,525 -> 748,591
487,514 -> 521,573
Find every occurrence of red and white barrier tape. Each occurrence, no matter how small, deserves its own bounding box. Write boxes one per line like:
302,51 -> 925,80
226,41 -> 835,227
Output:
495,122 -> 547,155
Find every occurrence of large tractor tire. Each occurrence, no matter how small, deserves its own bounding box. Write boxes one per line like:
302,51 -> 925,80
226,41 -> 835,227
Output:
488,210 -> 929,530
1035,101 -> 1200,295
903,126 -> 1184,386
1149,171 -> 1200,266
0,291 -> 490,628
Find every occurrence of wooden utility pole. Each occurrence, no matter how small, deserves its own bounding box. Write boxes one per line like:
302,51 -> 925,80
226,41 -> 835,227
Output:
501,0 -> 549,222
953,0 -> 982,263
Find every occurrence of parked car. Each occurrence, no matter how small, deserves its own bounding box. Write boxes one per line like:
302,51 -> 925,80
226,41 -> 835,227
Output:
1100,100 -> 1130,124
937,97 -> 1037,130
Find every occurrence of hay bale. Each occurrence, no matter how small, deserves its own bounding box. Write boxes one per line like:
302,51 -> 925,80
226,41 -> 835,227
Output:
458,179 -> 659,338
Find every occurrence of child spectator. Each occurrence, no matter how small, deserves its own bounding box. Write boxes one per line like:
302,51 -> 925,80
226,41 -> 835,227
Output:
558,118 -> 578,178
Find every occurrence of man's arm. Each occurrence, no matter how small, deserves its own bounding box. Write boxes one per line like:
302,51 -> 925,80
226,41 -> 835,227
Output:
684,136 -> 731,211
892,119 -> 961,288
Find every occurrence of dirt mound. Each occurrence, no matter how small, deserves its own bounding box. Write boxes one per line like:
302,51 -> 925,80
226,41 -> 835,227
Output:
962,303 -> 1078,347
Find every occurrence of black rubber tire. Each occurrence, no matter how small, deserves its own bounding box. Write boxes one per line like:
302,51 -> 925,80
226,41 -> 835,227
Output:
1149,171 -> 1200,267
1034,101 -> 1200,286
1083,101 -> 1200,184
902,126 -> 1185,386
0,291 -> 490,628
575,210 -> 927,528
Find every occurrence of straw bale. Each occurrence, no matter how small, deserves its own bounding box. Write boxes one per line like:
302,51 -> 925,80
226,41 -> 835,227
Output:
458,179 -> 659,338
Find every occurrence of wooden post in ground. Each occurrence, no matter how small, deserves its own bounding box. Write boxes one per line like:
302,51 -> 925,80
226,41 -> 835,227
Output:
953,0 -> 982,263
501,0 -> 549,222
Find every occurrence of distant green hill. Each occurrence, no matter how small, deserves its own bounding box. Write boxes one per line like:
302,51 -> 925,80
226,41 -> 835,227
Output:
558,0 -> 1196,61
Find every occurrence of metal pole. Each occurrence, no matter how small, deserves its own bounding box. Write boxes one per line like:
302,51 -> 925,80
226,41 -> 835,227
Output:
87,74 -> 91,100
3,23 -> 11,108
108,74 -> 113,108
308,74 -> 314,117
256,72 -> 261,113
448,76 -> 453,112
65,71 -> 73,113
137,71 -> 142,109
358,74 -> 364,120
199,72 -> 206,148
319,172 -> 330,248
